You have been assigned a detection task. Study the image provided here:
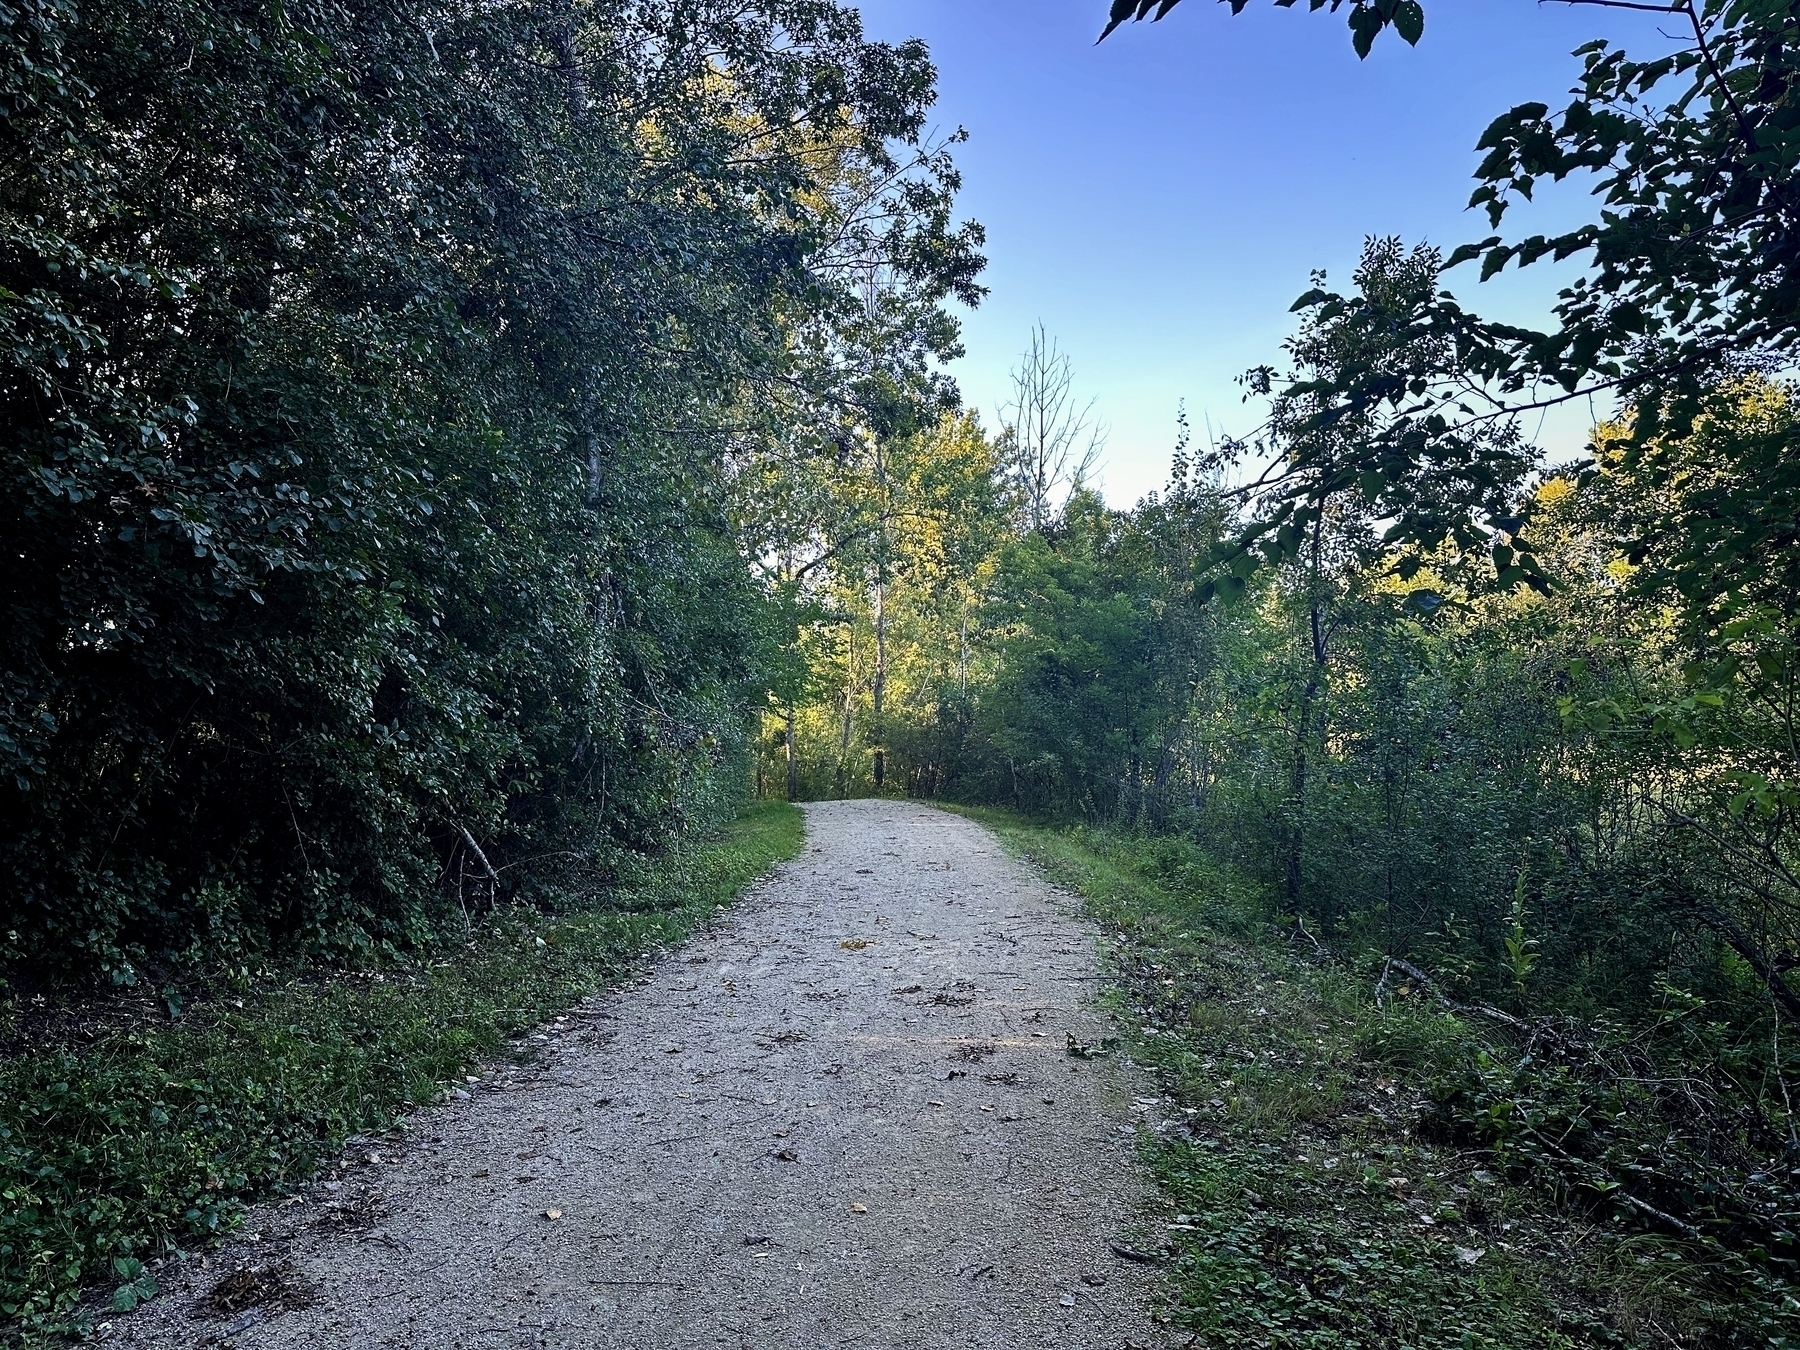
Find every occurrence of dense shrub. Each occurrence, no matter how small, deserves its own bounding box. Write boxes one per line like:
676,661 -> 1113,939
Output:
0,0 -> 976,982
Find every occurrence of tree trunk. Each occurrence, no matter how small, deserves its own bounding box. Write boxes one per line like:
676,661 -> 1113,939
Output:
872,569 -> 886,791
1289,518 -> 1331,911
785,704 -> 798,802
1288,672 -> 1317,910
958,604 -> 969,698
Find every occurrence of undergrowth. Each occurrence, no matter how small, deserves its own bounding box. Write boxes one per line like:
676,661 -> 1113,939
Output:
960,808 -> 1798,1350
0,801 -> 802,1342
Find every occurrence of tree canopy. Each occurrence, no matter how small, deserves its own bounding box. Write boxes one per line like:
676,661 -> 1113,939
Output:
0,0 -> 982,981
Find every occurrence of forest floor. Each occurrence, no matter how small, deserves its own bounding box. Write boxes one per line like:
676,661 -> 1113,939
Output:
101,801 -> 1173,1350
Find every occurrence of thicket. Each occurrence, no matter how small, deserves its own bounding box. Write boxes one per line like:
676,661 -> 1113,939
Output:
0,0 -> 979,986
988,812 -> 1777,1347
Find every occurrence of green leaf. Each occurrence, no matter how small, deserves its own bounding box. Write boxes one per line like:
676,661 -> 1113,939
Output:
1392,0 -> 1424,45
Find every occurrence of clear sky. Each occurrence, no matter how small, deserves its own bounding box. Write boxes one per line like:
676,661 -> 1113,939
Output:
853,0 -> 1681,506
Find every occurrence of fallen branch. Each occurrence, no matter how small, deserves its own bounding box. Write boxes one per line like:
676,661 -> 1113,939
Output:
457,825 -> 499,882
1531,1130 -> 1705,1241
1107,1242 -> 1166,1266
1375,955 -> 1528,1031
457,825 -> 501,913
1291,915 -> 1333,961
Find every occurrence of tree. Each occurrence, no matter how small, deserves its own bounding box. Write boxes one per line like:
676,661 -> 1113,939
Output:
1102,1 -> 1800,602
999,325 -> 1104,532
0,0 -> 983,980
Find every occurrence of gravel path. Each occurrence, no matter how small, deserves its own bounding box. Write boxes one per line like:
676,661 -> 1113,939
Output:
110,800 -> 1167,1349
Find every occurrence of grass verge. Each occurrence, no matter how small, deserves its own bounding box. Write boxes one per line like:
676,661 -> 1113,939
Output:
0,800 -> 803,1341
959,808 -> 1782,1350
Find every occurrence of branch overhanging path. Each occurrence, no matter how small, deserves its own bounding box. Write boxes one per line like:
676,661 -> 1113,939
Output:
109,801 -> 1169,1349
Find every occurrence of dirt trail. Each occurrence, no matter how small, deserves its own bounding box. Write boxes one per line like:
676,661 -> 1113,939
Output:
111,800 -> 1167,1349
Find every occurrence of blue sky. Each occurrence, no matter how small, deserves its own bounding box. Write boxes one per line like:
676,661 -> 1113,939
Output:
854,0 -> 1680,505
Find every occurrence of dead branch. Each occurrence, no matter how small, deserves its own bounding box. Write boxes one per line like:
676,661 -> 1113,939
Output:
1376,955 -> 1529,1031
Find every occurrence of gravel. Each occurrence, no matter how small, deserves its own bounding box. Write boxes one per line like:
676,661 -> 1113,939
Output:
108,799 -> 1167,1349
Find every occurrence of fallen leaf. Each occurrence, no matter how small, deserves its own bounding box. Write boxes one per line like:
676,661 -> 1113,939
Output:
772,1148 -> 798,1162
204,1261 -> 313,1318
544,1209 -> 562,1221
840,939 -> 870,950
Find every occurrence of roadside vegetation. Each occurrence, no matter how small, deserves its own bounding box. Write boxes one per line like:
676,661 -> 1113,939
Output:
979,813 -> 1794,1349
0,803 -> 801,1338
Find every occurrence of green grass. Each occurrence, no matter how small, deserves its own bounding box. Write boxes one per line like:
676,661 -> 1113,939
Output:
959,810 -> 1771,1350
0,801 -> 803,1341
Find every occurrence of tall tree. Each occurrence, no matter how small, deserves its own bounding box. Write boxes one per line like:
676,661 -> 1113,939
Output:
999,325 -> 1104,532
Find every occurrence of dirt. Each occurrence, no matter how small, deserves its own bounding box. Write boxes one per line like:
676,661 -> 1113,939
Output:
107,800 -> 1170,1349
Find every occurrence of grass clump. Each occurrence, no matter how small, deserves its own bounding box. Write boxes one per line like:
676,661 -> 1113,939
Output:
0,801 -> 802,1340
968,810 -> 1788,1349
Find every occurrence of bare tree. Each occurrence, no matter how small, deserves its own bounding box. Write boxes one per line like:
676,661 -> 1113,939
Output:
1000,324 -> 1105,530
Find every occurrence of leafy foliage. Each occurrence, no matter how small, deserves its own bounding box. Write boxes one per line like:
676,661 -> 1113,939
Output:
1101,0 -> 1425,58
0,0 -> 978,982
